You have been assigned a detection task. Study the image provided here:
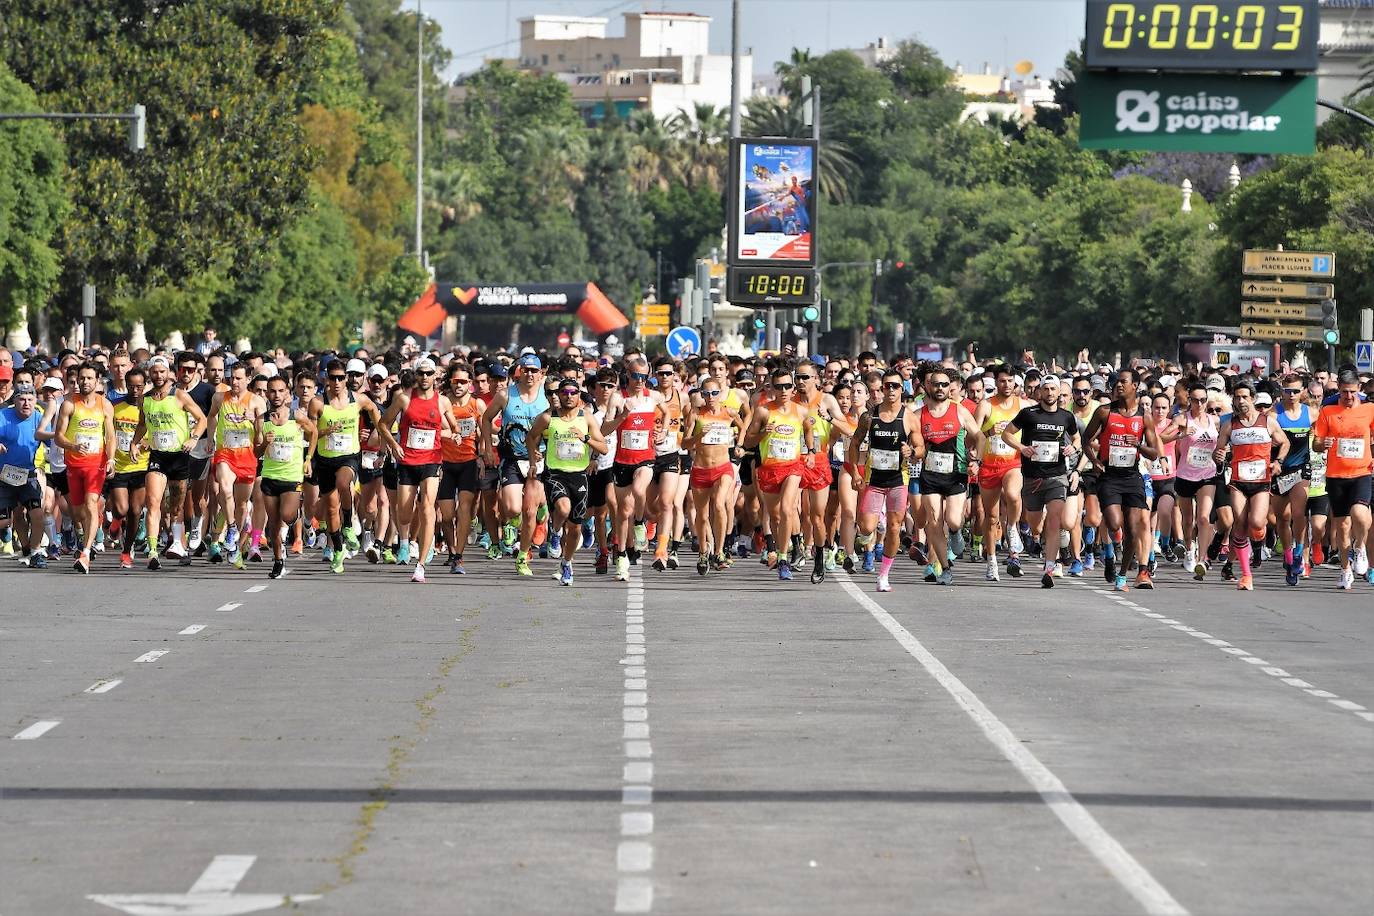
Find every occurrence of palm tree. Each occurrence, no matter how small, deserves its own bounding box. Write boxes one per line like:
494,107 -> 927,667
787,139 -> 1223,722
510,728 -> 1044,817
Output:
509,123 -> 590,211
742,97 -> 858,204
665,103 -> 730,192
429,162 -> 485,229
625,109 -> 679,193
774,47 -> 813,97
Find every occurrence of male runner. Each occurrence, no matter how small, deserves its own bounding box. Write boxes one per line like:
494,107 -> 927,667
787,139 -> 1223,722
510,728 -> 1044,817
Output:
1272,374 -> 1313,586
795,360 -> 854,583
0,384 -> 47,567
917,367 -> 981,585
1003,375 -> 1079,589
380,357 -> 455,583
206,363 -> 266,567
131,356 -> 207,570
1313,370 -> 1374,589
601,359 -> 664,581
482,353 -> 550,577
108,366 -> 149,568
974,364 -> 1030,579
528,377 -> 608,585
50,363 -> 115,573
258,375 -> 316,579
309,363 -> 391,574
744,366 -> 816,582
438,361 -> 483,574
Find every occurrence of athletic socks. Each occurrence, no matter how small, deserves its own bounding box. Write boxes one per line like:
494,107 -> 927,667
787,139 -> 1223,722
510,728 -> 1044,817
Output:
879,554 -> 895,577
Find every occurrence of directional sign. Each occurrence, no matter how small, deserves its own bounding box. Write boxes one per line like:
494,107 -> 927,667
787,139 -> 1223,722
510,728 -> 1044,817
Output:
638,323 -> 669,338
1241,301 -> 1325,321
634,304 -> 670,320
1239,323 -> 1327,343
1357,341 -> 1373,374
1242,250 -> 1336,278
665,325 -> 702,358
88,854 -> 320,915
1241,281 -> 1334,300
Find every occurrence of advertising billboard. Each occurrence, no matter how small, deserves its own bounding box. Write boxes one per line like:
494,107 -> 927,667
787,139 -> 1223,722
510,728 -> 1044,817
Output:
728,138 -> 818,268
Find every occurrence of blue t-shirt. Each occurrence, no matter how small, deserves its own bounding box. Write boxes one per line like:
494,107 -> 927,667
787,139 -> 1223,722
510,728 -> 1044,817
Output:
0,407 -> 43,471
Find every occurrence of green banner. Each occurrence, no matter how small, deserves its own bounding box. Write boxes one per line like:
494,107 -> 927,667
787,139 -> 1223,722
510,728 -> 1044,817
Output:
1079,72 -> 1316,155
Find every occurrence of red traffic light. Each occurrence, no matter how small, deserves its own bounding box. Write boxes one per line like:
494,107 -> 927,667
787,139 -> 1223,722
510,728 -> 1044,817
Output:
894,261 -> 905,270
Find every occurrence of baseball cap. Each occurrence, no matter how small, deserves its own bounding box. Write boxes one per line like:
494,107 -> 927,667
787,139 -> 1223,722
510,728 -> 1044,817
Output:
415,357 -> 437,372
147,355 -> 171,369
1097,363 -> 1113,376
1159,374 -> 1177,388
260,363 -> 278,379
734,369 -> 755,383
1089,375 -> 1109,393
346,358 -> 367,374
486,362 -> 508,379
42,376 -> 64,391
518,353 -> 542,370
367,364 -> 388,379
982,378 -> 996,393
1205,376 -> 1226,391
1255,391 -> 1273,407
1040,375 -> 1061,387
0,365 -> 12,381
1251,357 -> 1267,370
12,383 -> 36,397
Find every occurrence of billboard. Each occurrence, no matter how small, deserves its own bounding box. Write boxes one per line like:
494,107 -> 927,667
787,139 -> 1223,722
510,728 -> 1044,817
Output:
396,282 -> 629,338
728,138 -> 818,268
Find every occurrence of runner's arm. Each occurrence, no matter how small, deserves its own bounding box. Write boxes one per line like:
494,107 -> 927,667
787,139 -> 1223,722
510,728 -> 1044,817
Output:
742,404 -> 768,450
586,413 -> 608,456
363,395 -> 400,458
847,412 -> 870,467
102,400 -> 117,467
1269,415 -> 1290,468
51,401 -> 76,451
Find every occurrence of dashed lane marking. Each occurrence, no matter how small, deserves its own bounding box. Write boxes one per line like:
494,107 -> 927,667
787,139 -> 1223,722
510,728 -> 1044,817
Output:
13,720 -> 60,740
133,650 -> 168,664
84,679 -> 122,694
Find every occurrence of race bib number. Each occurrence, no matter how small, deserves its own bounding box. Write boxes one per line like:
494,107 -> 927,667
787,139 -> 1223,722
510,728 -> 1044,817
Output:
988,433 -> 1016,456
1276,470 -> 1301,495
327,432 -> 352,454
555,438 -> 585,462
869,448 -> 900,471
75,432 -> 101,455
153,429 -> 179,451
1310,464 -> 1326,489
1,464 -> 28,486
406,427 -> 436,451
116,431 -> 134,453
1108,445 -> 1137,468
268,439 -> 296,462
361,449 -> 383,470
222,428 -> 251,449
925,451 -> 954,474
621,429 -> 649,451
1337,437 -> 1366,460
1031,440 -> 1060,464
768,438 -> 799,461
1186,445 -> 1214,469
702,423 -> 732,446
456,417 -> 477,439
189,435 -> 213,459
517,459 -> 531,479
1149,457 -> 1169,477
1236,459 -> 1265,482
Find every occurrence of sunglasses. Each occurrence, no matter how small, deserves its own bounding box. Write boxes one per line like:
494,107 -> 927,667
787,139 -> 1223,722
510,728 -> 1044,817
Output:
1207,407 -> 1223,414
1283,388 -> 1302,395
597,381 -> 618,389
416,370 -> 436,377
631,373 -> 649,381
558,387 -> 580,395
178,365 -> 197,372
347,371 -> 364,377
452,377 -> 471,384
773,382 -> 795,391
702,389 -> 721,397
1073,389 -> 1091,395
327,374 -> 347,381
738,383 -> 755,390
796,374 -> 815,381
883,382 -> 904,390
929,381 -> 949,388
656,369 -> 675,375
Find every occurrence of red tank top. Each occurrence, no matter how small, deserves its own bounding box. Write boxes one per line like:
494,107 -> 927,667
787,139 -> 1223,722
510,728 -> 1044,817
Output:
1229,412 -> 1273,484
399,389 -> 443,466
616,395 -> 656,465
1099,411 -> 1144,474
920,403 -> 961,445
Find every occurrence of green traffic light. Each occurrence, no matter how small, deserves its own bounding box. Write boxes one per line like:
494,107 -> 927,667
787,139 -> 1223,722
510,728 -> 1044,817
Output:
802,305 -> 820,322
1324,329 -> 1340,346
753,317 -> 766,330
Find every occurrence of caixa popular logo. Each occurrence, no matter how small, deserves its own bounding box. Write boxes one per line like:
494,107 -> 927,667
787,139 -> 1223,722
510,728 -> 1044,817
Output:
1116,89 -> 1281,135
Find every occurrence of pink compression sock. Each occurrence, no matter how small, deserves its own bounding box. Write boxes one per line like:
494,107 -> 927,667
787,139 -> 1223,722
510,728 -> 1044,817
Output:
880,555 -> 895,577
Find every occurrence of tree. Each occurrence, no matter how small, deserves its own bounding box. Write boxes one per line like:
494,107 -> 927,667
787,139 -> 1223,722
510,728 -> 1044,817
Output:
741,98 -> 859,203
0,61 -> 69,334
577,125 -> 652,310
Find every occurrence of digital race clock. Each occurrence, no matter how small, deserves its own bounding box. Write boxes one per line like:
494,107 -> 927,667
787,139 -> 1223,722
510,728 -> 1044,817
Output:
727,266 -> 816,306
1084,1 -> 1318,72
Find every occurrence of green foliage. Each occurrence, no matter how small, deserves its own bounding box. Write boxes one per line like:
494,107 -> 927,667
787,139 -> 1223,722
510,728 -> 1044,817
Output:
0,61 -> 69,332
111,270 -> 229,345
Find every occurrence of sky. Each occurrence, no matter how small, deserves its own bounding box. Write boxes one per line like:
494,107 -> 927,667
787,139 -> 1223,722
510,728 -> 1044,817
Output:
406,0 -> 1087,83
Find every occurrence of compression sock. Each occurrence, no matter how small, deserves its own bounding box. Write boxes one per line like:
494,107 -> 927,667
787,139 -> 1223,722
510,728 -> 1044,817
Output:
879,554 -> 895,577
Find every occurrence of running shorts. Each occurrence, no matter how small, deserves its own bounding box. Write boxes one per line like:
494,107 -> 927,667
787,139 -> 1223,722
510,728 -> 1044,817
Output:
613,459 -> 653,489
860,484 -> 906,517
800,453 -> 832,492
1228,480 -> 1269,500
1097,473 -> 1147,511
689,462 -> 734,490
213,449 -> 257,485
107,471 -> 147,492
398,462 -> 441,488
1327,475 -> 1372,519
977,460 -> 1018,489
66,463 -> 106,503
0,476 -> 42,512
1306,494 -> 1331,517
1174,476 -> 1214,500
651,452 -> 681,481
919,471 -> 967,498
1149,476 -> 1176,510
148,450 -> 191,481
499,459 -> 532,489
544,469 -> 590,524
313,453 -> 362,494
1023,475 -> 1068,513
755,460 -> 803,495
588,467 -> 613,509
437,460 -> 479,500
260,477 -> 302,497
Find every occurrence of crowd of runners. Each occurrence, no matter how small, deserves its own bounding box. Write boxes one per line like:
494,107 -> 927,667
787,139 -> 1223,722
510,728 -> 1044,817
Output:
1,340 -> 1372,591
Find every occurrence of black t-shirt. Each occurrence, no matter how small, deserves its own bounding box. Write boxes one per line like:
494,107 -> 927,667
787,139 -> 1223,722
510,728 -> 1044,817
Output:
1012,405 -> 1076,478
186,381 -> 216,442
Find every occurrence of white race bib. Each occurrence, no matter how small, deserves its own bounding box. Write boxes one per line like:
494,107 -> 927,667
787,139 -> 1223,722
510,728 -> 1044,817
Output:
1337,437 -> 1366,460
869,448 -> 900,471
189,435 -> 213,459
925,451 -> 954,474
1031,440 -> 1060,464
1186,445 -> 1214,469
75,432 -> 101,455
153,429 -> 179,451
622,429 -> 649,451
1236,459 -> 1265,482
268,440 -> 295,463
768,437 -> 799,461
456,417 -> 477,439
1149,457 -> 1169,477
361,449 -> 383,470
702,423 -> 732,446
222,428 -> 251,449
988,435 -> 1016,457
406,427 -> 436,450
1310,464 -> 1326,489
1276,470 -> 1301,495
1108,445 -> 1137,468
327,432 -> 352,454
1,464 -> 28,486
116,430 -> 133,453
555,438 -> 585,462
517,459 -> 531,478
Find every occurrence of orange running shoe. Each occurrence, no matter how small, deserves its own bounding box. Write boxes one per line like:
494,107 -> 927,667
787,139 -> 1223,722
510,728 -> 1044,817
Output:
1237,575 -> 1254,591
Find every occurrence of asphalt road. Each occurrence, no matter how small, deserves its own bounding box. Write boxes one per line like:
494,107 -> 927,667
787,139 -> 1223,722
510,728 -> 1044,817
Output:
2,547 -> 1370,916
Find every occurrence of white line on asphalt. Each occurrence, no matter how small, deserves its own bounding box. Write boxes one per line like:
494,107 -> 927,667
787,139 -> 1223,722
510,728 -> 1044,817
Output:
617,842 -> 653,872
188,854 -> 256,894
244,585 -> 267,593
13,720 -> 60,740
179,624 -> 206,635
615,877 -> 654,913
216,603 -> 242,612
84,679 -> 122,694
621,812 -> 654,835
839,573 -> 1189,916
1067,580 -> 1372,725
616,566 -> 654,914
133,650 -> 168,663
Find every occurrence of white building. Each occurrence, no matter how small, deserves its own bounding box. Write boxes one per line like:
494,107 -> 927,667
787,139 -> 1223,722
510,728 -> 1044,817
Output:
466,11 -> 750,124
1318,0 -> 1374,118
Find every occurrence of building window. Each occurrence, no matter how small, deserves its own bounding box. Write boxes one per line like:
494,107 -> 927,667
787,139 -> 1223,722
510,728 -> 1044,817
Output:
558,53 -> 565,63
541,54 -> 548,66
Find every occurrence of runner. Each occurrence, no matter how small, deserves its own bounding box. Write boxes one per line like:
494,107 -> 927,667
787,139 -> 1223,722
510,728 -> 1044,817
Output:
683,374 -> 746,574
744,366 -> 816,582
1272,374 -> 1313,586
587,366 -> 619,574
205,363 -> 266,568
1312,370 -> 1374,589
527,377 -> 607,585
601,358 -> 663,581
1214,379 -> 1288,591
974,364 -> 1029,579
258,375 -> 316,579
917,366 -> 981,585
438,361 -> 483,575
1161,380 -> 1222,580
49,363 -> 115,573
1147,392 -> 1178,575
649,357 -> 687,571
108,367 -> 149,569
0,383 -> 46,567
1002,375 -> 1078,589
131,356 -> 207,570
379,357 -> 455,583
309,363 -> 391,574
847,368 -> 923,592
482,353 -> 550,577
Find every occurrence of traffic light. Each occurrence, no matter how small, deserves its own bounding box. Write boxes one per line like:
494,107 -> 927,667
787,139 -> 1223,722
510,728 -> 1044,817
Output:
752,315 -> 766,331
1321,299 -> 1339,346
801,304 -> 820,324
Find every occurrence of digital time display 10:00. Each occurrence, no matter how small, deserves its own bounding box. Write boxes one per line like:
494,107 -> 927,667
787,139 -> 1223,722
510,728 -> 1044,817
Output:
727,266 -> 816,305
1085,1 -> 1317,72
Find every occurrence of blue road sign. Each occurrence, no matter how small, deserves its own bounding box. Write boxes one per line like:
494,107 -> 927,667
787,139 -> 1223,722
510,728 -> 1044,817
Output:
1356,341 -> 1373,374
1313,256 -> 1332,276
666,326 -> 701,358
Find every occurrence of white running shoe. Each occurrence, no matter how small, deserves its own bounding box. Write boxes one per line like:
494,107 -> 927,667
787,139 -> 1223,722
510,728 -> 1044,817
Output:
1008,528 -> 1024,555
1354,549 -> 1369,577
876,574 -> 892,592
1339,568 -> 1354,590
411,563 -> 426,584
985,559 -> 1000,582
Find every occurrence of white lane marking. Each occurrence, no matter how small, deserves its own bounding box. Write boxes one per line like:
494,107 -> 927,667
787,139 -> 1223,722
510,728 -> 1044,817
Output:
615,877 -> 654,913
133,650 -> 169,664
617,842 -> 653,872
625,645 -> 646,656
1068,580 -> 1371,724
624,762 -> 653,782
839,573 -> 1188,916
87,853 -> 320,914
621,812 -> 654,836
625,679 -> 647,690
626,634 -> 646,645
617,566 -> 654,913
626,625 -> 645,635
84,679 -> 123,694
624,692 -> 648,706
179,625 -> 206,635
623,722 -> 650,739
625,741 -> 653,758
624,666 -> 646,678
188,854 -> 257,894
216,603 -> 242,612
244,585 -> 267,594
623,708 -> 648,722
13,720 -> 60,740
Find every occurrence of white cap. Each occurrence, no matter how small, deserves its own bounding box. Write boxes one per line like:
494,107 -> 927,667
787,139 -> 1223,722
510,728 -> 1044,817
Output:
1014,374 -> 1025,389
260,363 -> 278,378
520,346 -> 536,356
368,364 -> 388,379
1040,375 -> 1061,387
982,378 -> 995,393
147,355 -> 171,369
1159,374 -> 1177,388
346,358 -> 367,374
1255,391 -> 1273,406
42,376 -> 64,391
416,357 -> 436,372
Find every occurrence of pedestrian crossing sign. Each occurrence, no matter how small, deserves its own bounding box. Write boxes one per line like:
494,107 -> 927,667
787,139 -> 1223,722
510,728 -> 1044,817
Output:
1356,340 -> 1373,373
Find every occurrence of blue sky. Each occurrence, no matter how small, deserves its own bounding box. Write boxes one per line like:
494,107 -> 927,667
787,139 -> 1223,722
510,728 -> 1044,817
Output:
408,0 -> 1086,83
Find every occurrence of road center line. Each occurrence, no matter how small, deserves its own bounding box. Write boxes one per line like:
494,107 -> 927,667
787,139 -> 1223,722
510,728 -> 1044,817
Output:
838,573 -> 1188,916
244,585 -> 268,594
217,602 -> 242,612
179,624 -> 206,635
84,679 -> 122,694
133,650 -> 168,664
616,567 -> 654,914
13,720 -> 60,740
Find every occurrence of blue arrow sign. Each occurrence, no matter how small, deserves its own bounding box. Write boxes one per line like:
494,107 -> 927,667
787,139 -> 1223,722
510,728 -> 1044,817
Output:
665,326 -> 701,358
1356,340 -> 1373,374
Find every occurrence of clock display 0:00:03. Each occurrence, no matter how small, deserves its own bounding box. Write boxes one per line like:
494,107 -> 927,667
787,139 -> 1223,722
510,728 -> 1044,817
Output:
1093,2 -> 1308,54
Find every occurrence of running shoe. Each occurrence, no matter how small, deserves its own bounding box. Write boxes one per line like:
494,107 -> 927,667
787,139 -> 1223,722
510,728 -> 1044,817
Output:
1006,556 -> 1023,578
382,547 -> 396,565
230,549 -> 246,570
1135,571 -> 1153,590
1193,556 -> 1207,581
515,552 -> 533,576
924,563 -> 938,583
950,529 -> 965,557
595,550 -> 609,575
875,573 -> 891,592
224,526 -> 239,552
344,528 -> 360,553
824,548 -> 838,572
634,523 -> 648,551
1338,568 -> 1354,590
549,533 -> 562,555
269,559 -> 285,579
1053,562 -> 1064,577
765,549 -> 779,570
559,561 -> 574,586
366,544 -> 381,564
1285,559 -> 1300,587
841,551 -> 855,573
909,541 -> 928,565
146,554 -> 160,571
1083,552 -> 1096,571
73,551 -> 89,575
984,559 -> 999,582
322,543 -> 334,564
208,542 -> 223,564
411,563 -> 426,584
1113,574 -> 1128,591
615,555 -> 630,581
937,567 -> 955,586
31,552 -> 48,569
652,551 -> 667,572
861,549 -> 875,574
1353,548 -> 1370,577
667,549 -> 679,570
697,554 -> 709,576
397,542 -> 411,565
486,542 -> 501,560
778,561 -> 793,581
1041,570 -> 1054,589
1008,527 -> 1024,555
1236,574 -> 1253,591
120,552 -> 133,570
1068,559 -> 1084,577
538,540 -> 550,560
1221,560 -> 1235,581
330,551 -> 344,574
1103,553 -> 1116,583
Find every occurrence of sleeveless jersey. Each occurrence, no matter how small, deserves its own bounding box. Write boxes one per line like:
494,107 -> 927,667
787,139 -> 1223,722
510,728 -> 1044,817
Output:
980,398 -> 1023,467
317,395 -> 360,458
1148,417 -> 1176,480
1276,403 -> 1312,470
1099,410 -> 1145,476
442,398 -> 481,464
399,389 -> 443,466
499,388 -> 549,460
919,403 -> 965,479
261,413 -> 306,483
1175,412 -> 1219,483
864,407 -> 908,488
214,392 -> 256,454
1229,412 -> 1273,484
615,393 -> 657,465
112,401 -> 148,474
657,389 -> 684,456
544,412 -> 591,473
64,396 -> 107,467
143,390 -> 190,453
693,409 -> 736,452
759,402 -> 804,467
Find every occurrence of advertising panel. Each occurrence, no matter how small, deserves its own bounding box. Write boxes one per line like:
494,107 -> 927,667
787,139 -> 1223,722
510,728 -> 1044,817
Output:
728,138 -> 818,268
